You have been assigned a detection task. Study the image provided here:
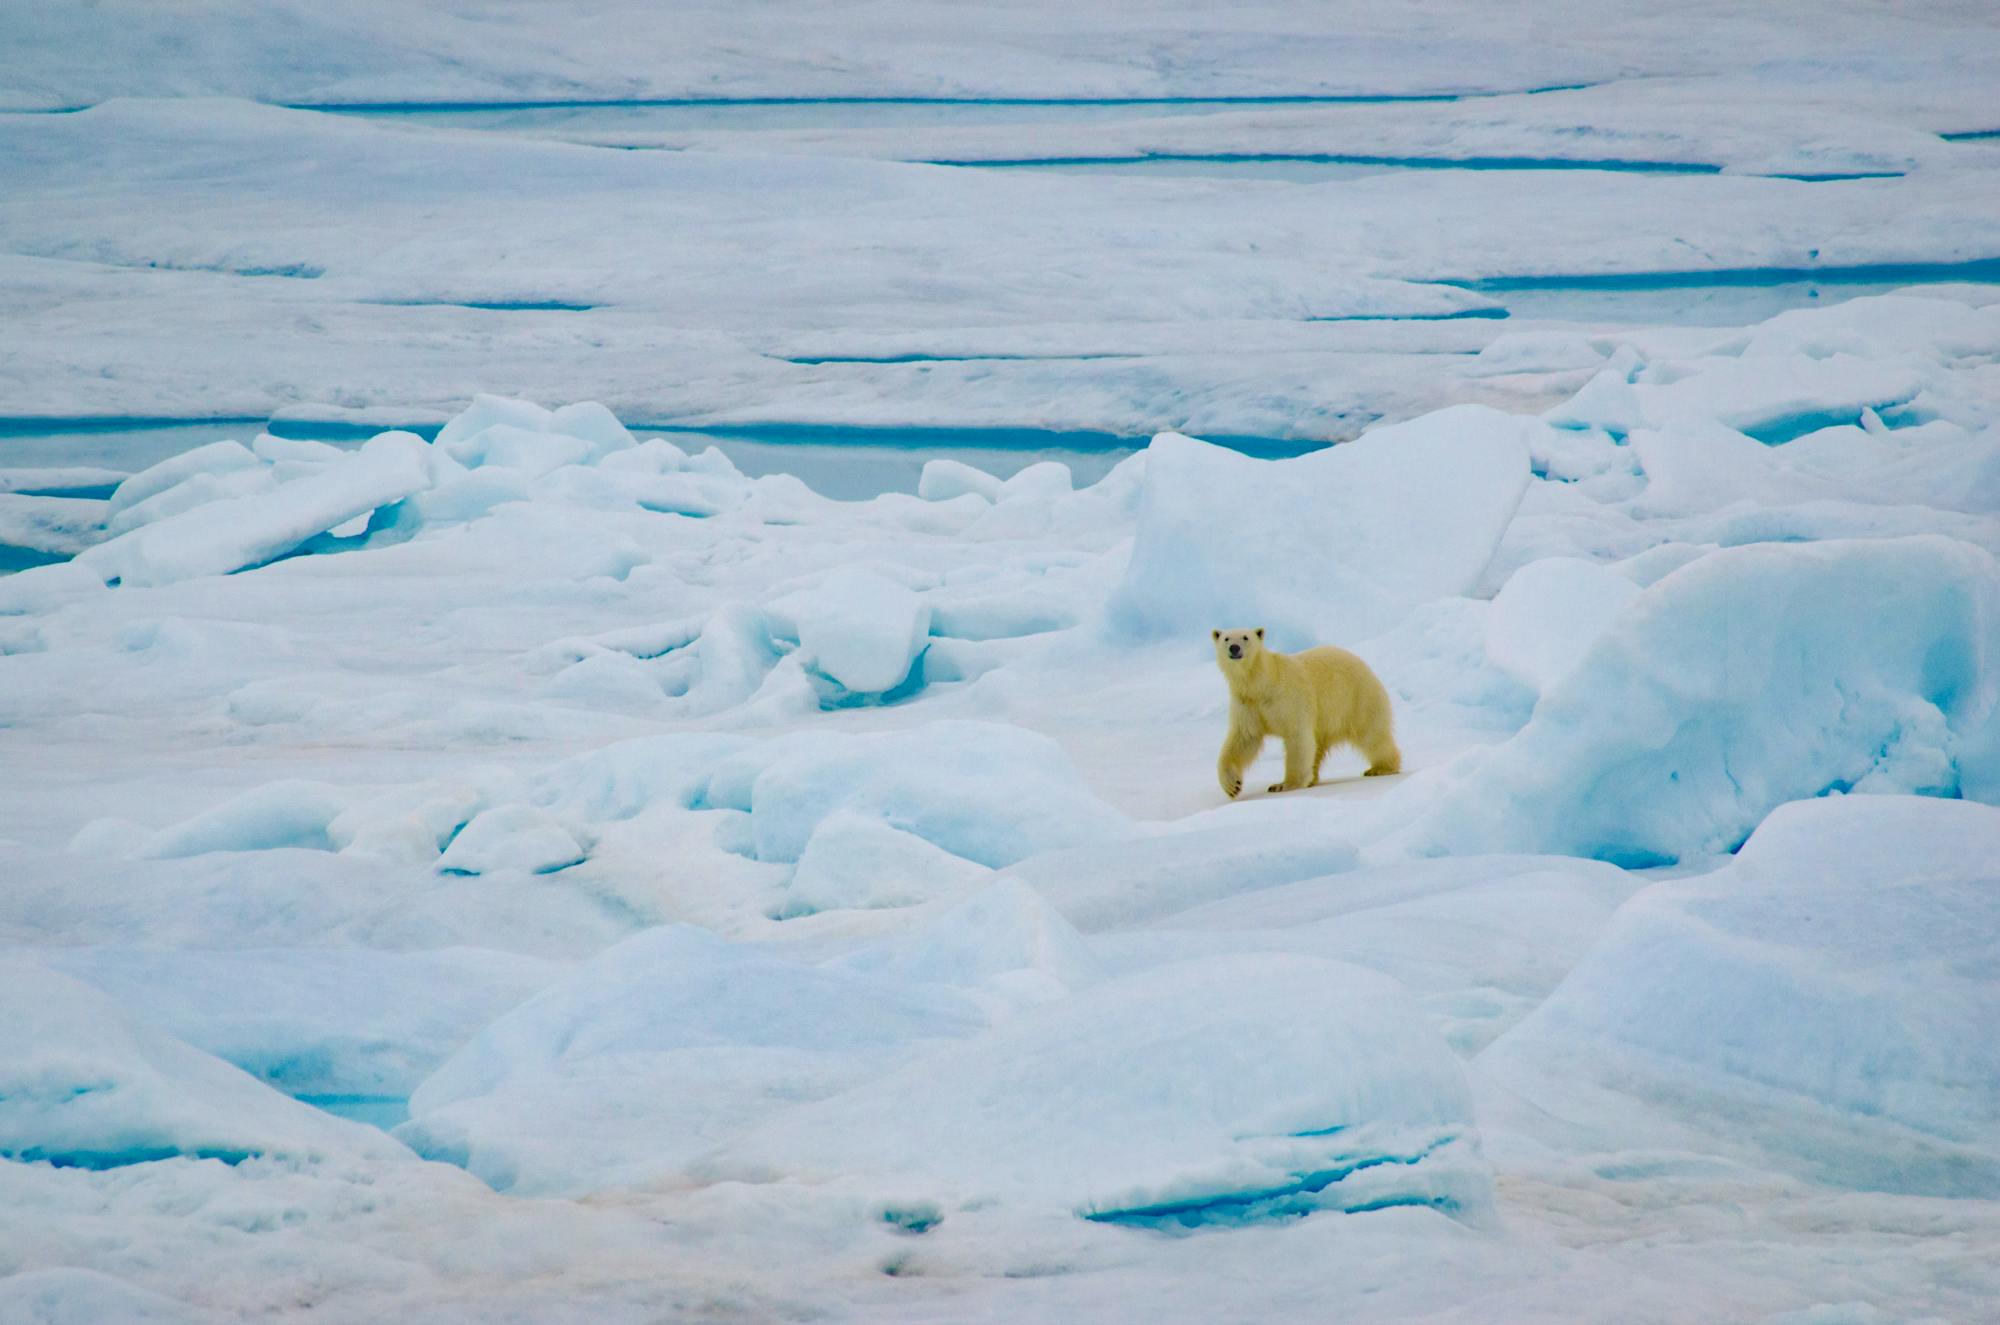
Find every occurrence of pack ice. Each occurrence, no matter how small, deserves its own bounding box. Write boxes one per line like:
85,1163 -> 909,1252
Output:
1,216 -> 1998,1321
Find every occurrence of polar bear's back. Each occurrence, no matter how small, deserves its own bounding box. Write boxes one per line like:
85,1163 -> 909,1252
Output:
1292,644 -> 1393,741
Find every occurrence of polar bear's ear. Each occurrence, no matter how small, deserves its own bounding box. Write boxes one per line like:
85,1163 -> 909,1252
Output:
1212,629 -> 1221,640
1254,627 -> 1264,639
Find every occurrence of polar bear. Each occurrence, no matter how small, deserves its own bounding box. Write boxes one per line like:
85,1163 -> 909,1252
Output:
1213,627 -> 1400,798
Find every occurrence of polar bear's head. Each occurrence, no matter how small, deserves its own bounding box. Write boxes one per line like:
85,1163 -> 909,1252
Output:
1212,627 -> 1265,668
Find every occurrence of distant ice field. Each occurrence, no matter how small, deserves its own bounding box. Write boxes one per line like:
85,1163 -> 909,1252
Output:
0,422 -> 1147,510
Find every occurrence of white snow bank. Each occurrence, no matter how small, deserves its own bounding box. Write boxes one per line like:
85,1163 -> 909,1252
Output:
3,839 -> 634,957
399,925 -> 983,1194
704,954 -> 1489,1227
0,395 -> 687,596
1551,351 -> 1931,444
698,721 -> 1131,869
1105,409 -> 1532,648
918,458 -> 1005,503
1403,536 -> 2000,864
530,732 -> 757,822
106,465 -> 276,539
1544,294 -> 2000,456
928,583 -> 1081,641
34,945 -> 562,1097
0,961 -> 405,1168
1476,796 -> 2000,1195
1483,556 -> 1640,695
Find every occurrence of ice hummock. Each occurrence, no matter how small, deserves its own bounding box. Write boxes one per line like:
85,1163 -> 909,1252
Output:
396,924 -> 987,1194
699,952 -> 1490,1229
1401,536 -> 2000,865
1105,407 -> 1533,648
0,960 -> 407,1168
1475,796 -> 2000,1195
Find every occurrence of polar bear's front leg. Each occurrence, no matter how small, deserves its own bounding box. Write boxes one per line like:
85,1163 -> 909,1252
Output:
1217,721 -> 1263,800
1267,724 -> 1316,793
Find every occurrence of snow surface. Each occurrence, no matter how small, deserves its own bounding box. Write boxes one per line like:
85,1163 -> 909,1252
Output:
1476,796 -> 2000,1196
3,5 -> 2000,1322
0,962 -> 407,1169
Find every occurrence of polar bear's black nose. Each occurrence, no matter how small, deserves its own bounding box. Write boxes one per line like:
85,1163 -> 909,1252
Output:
1228,644 -> 1242,658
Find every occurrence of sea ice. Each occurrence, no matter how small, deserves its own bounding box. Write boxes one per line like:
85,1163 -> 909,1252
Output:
783,809 -> 995,914
697,721 -> 1132,868
0,961 -> 405,1168
702,953 -> 1490,1228
1403,536 -> 2000,864
433,805 -> 586,876
0,1268 -> 223,1325
77,432 -> 438,587
31,945 -> 562,1098
1105,407 -> 1532,647
770,565 -> 932,696
1475,795 -> 2000,1195
0,493 -> 105,557
832,877 -> 1104,1000
397,925 -> 984,1194
1482,555 -> 1640,694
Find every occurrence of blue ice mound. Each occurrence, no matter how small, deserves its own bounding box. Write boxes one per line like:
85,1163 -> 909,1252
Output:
1475,796 -> 2000,1196
764,565 -> 932,697
1404,535 -> 2000,864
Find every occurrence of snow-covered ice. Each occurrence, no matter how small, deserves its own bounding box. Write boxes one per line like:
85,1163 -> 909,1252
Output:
3,4 -> 1999,1322
1475,796 -> 2000,1195
1105,409 -> 1532,646
1401,536 -> 2000,865
0,962 -> 408,1169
